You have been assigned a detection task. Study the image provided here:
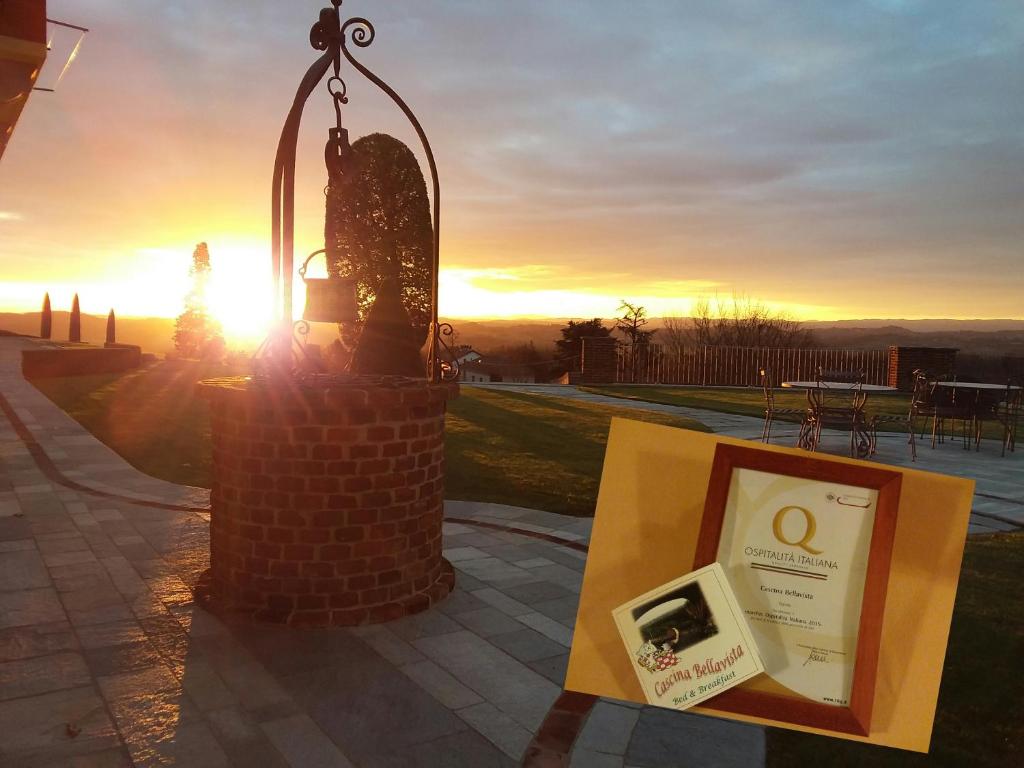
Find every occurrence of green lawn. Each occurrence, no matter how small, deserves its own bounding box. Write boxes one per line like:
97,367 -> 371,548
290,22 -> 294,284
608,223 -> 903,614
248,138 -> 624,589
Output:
29,359 -> 244,488
445,386 -> 708,516
582,385 -> 1010,441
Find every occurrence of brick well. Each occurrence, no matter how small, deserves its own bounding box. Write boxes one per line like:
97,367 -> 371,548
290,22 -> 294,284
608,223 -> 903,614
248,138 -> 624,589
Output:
196,374 -> 457,627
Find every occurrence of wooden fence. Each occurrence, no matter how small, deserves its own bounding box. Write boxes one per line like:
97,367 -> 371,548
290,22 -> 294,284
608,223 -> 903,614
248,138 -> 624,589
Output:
613,344 -> 889,387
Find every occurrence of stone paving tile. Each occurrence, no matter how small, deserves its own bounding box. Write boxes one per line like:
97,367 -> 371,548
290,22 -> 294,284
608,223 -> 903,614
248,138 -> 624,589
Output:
0,685 -> 122,763
577,701 -> 640,756
532,595 -> 581,624
433,587 -> 489,616
0,587 -> 66,629
0,548 -> 51,590
372,729 -> 516,768
83,639 -> 166,678
41,548 -> 101,568
516,612 -> 573,647
192,635 -> 293,712
626,709 -> 765,768
400,659 -> 484,710
387,608 -> 464,642
0,650 -> 92,701
348,624 -> 426,666
513,557 -> 557,569
279,652 -> 471,763
570,749 -> 625,768
451,606 -> 526,638
0,620 -> 78,661
487,628 -> 568,664
501,580 -> 577,605
0,538 -> 35,552
206,707 -> 291,768
471,587 -> 533,618
76,619 -> 148,651
260,713 -> 355,768
456,701 -> 534,760
527,652 -> 569,686
442,546 -> 491,562
413,630 -> 560,731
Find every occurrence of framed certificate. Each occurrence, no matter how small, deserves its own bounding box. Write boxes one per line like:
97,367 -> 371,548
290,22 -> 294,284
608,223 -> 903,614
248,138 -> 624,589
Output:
693,444 -> 902,735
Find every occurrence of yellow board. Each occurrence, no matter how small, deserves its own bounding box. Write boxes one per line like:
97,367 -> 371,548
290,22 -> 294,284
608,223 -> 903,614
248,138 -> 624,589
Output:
565,418 -> 974,753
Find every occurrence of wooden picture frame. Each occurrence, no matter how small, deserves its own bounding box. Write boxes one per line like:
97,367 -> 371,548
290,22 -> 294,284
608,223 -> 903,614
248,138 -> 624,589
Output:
693,443 -> 902,736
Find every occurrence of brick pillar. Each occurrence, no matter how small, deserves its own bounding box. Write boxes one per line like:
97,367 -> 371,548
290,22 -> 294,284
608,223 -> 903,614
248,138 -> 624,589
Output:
196,375 -> 457,627
887,346 -> 958,391
579,337 -> 619,384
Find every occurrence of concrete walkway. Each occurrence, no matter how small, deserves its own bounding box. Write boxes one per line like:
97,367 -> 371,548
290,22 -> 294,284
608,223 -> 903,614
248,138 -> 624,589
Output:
0,338 -> 764,768
474,383 -> 1024,534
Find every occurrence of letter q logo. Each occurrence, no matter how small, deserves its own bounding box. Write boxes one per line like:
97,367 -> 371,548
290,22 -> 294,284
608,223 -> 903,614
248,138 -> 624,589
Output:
772,506 -> 823,555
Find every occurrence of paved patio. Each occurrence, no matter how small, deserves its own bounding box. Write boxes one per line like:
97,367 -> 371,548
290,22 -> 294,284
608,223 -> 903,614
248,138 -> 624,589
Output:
0,338 -> 1019,766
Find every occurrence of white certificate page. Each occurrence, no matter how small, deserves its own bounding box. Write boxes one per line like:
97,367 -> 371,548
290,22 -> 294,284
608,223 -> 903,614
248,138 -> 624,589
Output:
715,467 -> 877,706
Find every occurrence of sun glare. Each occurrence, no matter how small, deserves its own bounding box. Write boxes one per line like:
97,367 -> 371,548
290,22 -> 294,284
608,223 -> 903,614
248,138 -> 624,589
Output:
205,245 -> 275,345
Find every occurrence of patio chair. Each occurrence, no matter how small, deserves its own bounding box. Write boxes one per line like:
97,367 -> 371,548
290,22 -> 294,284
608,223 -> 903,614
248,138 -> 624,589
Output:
1003,383 -> 1021,456
806,385 -> 871,458
871,370 -> 925,461
759,368 -> 808,444
982,380 -> 1021,457
928,379 -> 973,450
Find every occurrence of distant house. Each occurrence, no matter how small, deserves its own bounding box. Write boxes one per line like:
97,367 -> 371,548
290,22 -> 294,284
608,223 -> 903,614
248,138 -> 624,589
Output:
459,360 -> 492,383
454,347 -> 482,366
458,357 -> 535,385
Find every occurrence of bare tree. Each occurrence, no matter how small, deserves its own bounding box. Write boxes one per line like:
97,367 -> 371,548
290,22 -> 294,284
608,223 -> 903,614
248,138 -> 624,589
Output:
660,315 -> 690,357
686,295 -> 813,348
616,301 -> 656,383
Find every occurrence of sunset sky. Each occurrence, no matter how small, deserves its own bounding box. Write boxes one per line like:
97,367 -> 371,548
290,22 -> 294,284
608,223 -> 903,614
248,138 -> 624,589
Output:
2,0 -> 1022,342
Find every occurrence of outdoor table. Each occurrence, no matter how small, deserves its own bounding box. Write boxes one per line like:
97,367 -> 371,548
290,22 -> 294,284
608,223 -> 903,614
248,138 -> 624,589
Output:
933,382 -> 1022,452
780,382 -> 897,457
781,382 -> 898,392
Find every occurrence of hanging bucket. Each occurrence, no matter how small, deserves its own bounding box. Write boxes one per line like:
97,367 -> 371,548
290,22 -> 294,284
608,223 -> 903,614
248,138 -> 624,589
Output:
300,249 -> 358,323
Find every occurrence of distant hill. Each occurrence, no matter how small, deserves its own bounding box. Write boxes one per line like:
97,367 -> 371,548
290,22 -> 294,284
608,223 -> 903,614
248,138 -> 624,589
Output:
0,312 -> 177,354
3,312 -> 1023,360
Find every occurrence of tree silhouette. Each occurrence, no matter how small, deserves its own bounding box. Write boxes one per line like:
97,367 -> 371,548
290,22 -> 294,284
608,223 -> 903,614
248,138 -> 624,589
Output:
555,318 -> 612,368
106,309 -> 116,345
615,301 -> 656,346
324,133 -> 432,349
69,293 -> 81,342
40,293 -> 51,339
685,296 -> 813,348
173,243 -> 225,360
616,301 -> 656,383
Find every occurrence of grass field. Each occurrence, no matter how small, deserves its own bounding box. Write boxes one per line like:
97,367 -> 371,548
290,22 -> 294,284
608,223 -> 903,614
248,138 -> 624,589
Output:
445,386 -> 708,516
29,362 -> 708,515
582,385 -> 1011,441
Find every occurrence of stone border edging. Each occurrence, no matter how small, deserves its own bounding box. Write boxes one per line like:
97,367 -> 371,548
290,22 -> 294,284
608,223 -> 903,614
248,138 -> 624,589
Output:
0,389 -> 209,514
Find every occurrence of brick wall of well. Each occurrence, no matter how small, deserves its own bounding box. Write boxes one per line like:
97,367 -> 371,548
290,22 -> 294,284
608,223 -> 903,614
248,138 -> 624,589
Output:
197,375 -> 458,627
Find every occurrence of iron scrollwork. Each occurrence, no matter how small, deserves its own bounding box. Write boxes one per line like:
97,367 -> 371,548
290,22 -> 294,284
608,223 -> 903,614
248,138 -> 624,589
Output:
263,0 -> 444,381
436,323 -> 460,382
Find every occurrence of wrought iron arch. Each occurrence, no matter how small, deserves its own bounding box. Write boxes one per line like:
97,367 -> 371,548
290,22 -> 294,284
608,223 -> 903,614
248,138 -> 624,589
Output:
269,0 -> 454,382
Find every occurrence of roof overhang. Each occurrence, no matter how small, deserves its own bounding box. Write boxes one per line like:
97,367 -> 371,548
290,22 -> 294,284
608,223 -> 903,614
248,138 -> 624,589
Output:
1,1 -> 47,161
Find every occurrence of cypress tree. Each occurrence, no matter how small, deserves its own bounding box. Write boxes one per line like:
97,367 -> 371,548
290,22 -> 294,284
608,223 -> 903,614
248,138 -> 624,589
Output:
69,294 -> 81,342
106,309 -> 116,345
40,293 -> 52,339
